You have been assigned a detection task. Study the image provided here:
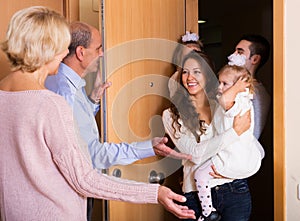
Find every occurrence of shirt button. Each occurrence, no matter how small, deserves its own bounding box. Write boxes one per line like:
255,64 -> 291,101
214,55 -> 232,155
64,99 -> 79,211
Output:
215,186 -> 219,191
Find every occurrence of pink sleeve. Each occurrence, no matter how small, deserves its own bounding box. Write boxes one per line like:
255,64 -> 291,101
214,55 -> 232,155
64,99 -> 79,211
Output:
44,95 -> 159,204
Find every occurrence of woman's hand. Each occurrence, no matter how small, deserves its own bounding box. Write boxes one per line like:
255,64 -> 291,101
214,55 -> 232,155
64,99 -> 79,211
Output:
157,186 -> 196,219
233,110 -> 251,135
209,165 -> 228,179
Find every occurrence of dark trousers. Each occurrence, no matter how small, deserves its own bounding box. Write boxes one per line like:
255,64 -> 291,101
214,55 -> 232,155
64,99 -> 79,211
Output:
87,197 -> 94,221
183,179 -> 252,221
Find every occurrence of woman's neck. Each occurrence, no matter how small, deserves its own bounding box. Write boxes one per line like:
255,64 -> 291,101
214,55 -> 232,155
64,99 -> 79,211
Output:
190,92 -> 209,109
190,92 -> 212,124
0,69 -> 47,91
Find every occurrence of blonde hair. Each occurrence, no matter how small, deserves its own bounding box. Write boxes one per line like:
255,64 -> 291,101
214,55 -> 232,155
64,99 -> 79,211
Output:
1,6 -> 71,72
218,64 -> 255,94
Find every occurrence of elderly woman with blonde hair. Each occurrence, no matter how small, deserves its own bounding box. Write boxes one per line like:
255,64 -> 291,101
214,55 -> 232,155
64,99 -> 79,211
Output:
0,6 -> 195,221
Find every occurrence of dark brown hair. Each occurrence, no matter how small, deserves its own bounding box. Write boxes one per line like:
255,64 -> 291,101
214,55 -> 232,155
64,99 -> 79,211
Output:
169,51 -> 217,142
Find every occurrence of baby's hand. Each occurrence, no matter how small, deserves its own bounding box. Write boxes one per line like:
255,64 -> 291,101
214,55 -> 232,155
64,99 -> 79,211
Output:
233,76 -> 250,93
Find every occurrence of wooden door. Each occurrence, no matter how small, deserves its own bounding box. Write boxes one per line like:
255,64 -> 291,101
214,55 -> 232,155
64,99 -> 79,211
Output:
100,0 -> 197,220
0,0 -> 78,80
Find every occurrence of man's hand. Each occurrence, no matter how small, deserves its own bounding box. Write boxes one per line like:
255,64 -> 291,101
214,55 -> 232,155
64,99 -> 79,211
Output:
152,137 -> 192,160
158,186 -> 196,219
89,77 -> 112,104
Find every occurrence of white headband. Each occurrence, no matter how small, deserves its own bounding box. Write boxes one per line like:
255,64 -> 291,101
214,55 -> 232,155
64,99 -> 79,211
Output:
181,31 -> 199,42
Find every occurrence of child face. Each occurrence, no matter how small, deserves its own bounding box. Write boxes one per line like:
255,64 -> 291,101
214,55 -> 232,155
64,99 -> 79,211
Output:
217,71 -> 237,95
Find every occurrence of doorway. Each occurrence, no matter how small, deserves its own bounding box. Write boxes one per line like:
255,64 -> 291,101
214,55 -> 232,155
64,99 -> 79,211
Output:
198,0 -> 274,220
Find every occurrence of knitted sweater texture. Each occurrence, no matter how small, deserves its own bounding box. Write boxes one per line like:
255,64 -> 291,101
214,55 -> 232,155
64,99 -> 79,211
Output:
0,90 -> 158,221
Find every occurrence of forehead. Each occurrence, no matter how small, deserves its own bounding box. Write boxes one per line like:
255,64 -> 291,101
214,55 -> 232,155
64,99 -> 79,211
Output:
183,58 -> 201,68
236,40 -> 251,51
236,40 -> 251,49
219,69 -> 238,81
185,43 -> 201,51
90,28 -> 101,45
182,43 -> 201,57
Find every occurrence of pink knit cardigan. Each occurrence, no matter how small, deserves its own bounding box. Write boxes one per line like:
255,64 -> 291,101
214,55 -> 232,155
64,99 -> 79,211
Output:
0,90 -> 158,221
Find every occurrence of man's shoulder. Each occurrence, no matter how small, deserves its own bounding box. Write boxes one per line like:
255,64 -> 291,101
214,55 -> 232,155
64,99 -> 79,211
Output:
46,72 -> 73,93
253,82 -> 271,101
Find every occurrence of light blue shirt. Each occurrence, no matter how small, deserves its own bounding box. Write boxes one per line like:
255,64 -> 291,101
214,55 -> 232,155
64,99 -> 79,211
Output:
45,63 -> 155,169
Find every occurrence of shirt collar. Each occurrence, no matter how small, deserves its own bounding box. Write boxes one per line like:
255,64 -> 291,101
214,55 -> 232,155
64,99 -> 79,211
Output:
58,63 -> 86,89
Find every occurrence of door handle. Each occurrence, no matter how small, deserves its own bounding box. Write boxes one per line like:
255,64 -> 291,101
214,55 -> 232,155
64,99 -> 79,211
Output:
149,170 -> 165,184
112,168 -> 122,178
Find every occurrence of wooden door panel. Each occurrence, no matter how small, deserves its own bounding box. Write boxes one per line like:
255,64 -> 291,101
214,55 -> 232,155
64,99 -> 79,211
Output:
102,0 -> 185,220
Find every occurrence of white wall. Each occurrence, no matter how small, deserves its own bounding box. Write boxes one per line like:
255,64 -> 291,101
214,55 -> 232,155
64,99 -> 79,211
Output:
285,0 -> 300,220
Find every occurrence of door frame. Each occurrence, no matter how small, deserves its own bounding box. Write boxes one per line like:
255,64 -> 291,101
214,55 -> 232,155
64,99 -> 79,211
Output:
273,0 -> 285,220
96,0 -> 285,220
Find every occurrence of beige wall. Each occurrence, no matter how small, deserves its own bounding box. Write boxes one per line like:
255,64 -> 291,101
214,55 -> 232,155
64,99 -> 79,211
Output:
286,0 -> 300,220
79,0 -> 99,28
